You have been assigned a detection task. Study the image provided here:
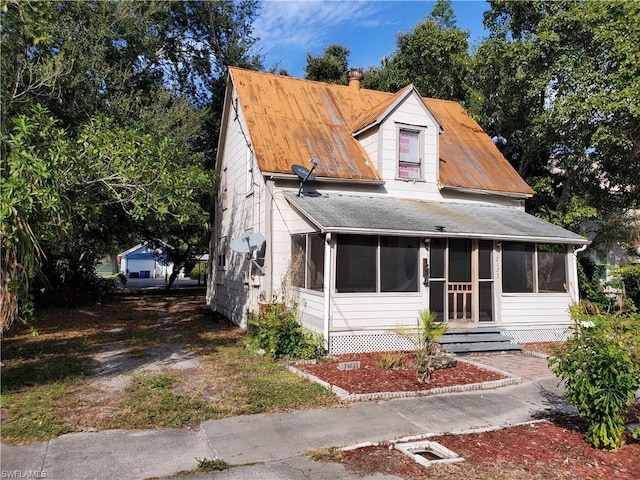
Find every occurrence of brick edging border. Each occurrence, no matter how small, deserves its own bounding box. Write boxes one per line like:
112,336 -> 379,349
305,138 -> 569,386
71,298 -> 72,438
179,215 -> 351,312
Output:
288,359 -> 522,402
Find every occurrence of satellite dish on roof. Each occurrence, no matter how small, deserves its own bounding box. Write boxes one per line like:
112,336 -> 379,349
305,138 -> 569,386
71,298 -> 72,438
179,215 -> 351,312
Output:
292,164 -> 316,182
292,157 -> 319,197
230,232 -> 265,254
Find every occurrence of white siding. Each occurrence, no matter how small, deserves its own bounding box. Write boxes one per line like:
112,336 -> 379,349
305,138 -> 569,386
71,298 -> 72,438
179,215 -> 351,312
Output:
296,290 -> 324,333
331,294 -> 424,331
376,94 -> 442,200
500,294 -> 573,327
357,128 -> 380,172
211,88 -> 267,325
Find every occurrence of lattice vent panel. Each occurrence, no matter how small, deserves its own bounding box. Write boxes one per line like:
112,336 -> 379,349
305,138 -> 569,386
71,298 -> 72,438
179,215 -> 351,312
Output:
504,328 -> 572,344
330,333 -> 418,355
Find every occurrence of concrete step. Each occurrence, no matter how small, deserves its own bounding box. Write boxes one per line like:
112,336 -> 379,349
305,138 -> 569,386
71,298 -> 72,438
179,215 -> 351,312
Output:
439,333 -> 511,344
438,327 -> 522,354
443,341 -> 523,354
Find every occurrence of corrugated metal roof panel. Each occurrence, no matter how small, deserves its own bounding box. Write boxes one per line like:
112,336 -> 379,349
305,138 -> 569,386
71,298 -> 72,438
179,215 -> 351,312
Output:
229,68 -> 533,195
285,192 -> 587,244
425,99 -> 534,195
231,68 -> 382,181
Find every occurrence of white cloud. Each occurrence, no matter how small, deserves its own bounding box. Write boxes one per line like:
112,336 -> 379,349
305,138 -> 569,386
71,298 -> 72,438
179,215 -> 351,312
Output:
254,0 -> 386,55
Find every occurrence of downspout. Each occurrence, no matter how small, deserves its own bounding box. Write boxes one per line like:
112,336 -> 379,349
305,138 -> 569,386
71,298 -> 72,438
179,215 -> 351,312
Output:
323,233 -> 332,353
572,244 -> 588,302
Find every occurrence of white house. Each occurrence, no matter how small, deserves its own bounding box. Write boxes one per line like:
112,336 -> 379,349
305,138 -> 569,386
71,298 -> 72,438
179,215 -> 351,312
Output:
118,243 -> 175,279
207,67 -> 589,354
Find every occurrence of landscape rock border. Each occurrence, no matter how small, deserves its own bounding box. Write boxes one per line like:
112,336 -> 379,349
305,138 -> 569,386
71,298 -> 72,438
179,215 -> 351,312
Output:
289,358 -> 522,402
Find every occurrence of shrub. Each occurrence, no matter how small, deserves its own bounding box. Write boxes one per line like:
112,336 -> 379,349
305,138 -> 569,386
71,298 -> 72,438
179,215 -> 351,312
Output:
617,264 -> 640,310
247,302 -> 324,360
189,262 -> 207,281
549,304 -> 640,450
395,309 -> 448,383
376,352 -> 406,370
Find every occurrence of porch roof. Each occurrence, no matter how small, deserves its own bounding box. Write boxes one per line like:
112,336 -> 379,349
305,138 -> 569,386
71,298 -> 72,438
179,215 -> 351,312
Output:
285,192 -> 588,245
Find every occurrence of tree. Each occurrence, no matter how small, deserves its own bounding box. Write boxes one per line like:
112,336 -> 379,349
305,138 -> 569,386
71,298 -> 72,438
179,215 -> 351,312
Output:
304,44 -> 350,84
362,0 -> 470,100
471,0 -> 640,247
0,105 -> 213,329
1,0 -> 263,329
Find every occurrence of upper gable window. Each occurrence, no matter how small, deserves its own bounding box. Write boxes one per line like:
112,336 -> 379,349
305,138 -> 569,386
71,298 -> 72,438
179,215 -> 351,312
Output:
397,127 -> 423,180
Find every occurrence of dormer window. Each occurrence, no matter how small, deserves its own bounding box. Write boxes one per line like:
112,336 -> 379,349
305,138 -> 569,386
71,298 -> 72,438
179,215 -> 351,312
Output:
397,126 -> 423,180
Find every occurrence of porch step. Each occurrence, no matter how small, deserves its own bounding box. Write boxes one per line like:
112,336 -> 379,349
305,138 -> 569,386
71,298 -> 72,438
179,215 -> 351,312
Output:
438,327 -> 522,354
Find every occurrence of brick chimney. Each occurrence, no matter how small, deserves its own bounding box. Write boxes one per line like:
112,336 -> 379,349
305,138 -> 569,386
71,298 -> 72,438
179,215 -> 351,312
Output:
348,68 -> 363,90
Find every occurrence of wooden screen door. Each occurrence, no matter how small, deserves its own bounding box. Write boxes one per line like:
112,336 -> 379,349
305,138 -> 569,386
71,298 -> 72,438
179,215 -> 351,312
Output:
447,238 -> 472,321
428,238 -> 494,323
428,238 -> 473,322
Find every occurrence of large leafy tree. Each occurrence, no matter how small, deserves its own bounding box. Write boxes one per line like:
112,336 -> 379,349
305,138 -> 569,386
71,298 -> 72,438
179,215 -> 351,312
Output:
0,0 -> 262,330
362,0 -> 470,100
472,0 -> 640,245
304,44 -> 350,84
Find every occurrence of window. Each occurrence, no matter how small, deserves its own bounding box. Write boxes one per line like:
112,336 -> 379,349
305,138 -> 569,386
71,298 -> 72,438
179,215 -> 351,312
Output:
217,238 -> 227,269
502,243 -> 534,293
307,234 -> 325,291
336,235 -> 420,293
290,234 -> 325,291
397,127 -> 422,180
537,244 -> 567,292
502,242 -> 567,293
336,235 -> 377,292
220,168 -> 228,211
380,237 -> 419,292
291,235 -> 306,288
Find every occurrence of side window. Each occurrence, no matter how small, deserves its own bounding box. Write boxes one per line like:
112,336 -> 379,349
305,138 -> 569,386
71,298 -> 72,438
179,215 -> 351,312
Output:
537,244 -> 567,292
397,127 -> 422,180
217,237 -> 227,270
220,167 -> 228,211
290,234 -> 325,291
291,235 -> 306,288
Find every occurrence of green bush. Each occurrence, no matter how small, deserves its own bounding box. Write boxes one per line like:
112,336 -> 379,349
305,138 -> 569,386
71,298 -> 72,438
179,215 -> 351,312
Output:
189,262 -> 207,281
618,264 -> 640,310
577,256 -> 612,310
549,304 -> 640,450
247,302 -> 324,360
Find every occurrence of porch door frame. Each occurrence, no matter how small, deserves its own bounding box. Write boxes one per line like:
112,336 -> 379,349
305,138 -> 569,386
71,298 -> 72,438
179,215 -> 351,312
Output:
427,238 -> 495,323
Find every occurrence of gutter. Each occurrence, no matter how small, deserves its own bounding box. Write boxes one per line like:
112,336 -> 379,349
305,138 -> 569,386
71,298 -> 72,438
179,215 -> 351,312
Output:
264,172 -> 385,185
440,184 -> 534,199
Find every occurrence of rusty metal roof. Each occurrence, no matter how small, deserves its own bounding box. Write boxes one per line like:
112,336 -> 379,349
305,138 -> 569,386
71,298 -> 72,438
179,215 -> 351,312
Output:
228,67 -> 533,196
426,99 -> 533,195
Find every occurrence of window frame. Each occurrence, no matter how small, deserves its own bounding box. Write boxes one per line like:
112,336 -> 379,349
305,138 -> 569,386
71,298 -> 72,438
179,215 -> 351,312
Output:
501,242 -> 568,294
290,233 -> 325,292
335,234 -> 421,294
396,124 -> 425,181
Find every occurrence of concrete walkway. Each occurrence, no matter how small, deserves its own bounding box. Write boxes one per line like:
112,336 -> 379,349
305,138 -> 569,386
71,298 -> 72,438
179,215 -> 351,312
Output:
1,356 -> 571,480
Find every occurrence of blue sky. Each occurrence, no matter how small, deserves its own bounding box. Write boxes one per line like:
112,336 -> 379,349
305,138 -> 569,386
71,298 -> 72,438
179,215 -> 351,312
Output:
253,0 -> 490,78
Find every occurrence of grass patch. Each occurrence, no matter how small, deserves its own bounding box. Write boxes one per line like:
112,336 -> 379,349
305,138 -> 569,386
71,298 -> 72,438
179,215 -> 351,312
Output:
0,380 -> 79,442
114,373 -> 220,429
306,446 -> 344,463
239,369 -> 337,414
196,457 -> 231,472
0,295 -> 341,444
